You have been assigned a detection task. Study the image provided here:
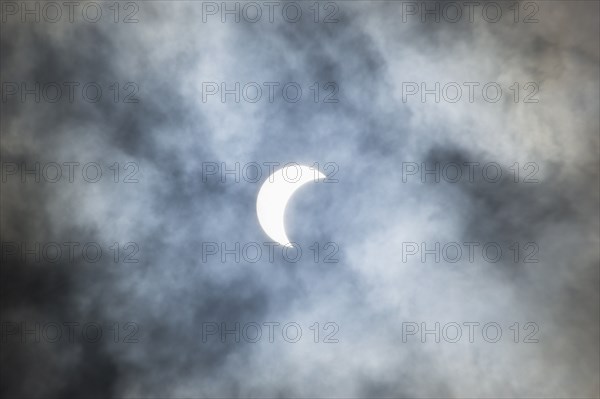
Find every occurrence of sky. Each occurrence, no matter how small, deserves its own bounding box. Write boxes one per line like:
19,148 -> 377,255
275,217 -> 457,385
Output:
1,1 -> 599,398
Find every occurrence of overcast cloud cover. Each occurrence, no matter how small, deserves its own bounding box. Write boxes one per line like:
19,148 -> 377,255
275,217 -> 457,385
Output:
1,1 -> 599,398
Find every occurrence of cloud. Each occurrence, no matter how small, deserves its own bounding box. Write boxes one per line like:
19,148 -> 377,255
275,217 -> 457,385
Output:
1,1 -> 598,397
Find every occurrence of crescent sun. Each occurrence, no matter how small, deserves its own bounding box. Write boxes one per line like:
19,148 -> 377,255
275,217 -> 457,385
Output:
256,164 -> 326,248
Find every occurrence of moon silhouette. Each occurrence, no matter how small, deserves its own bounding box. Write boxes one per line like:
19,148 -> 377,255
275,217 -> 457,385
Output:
256,164 -> 326,247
